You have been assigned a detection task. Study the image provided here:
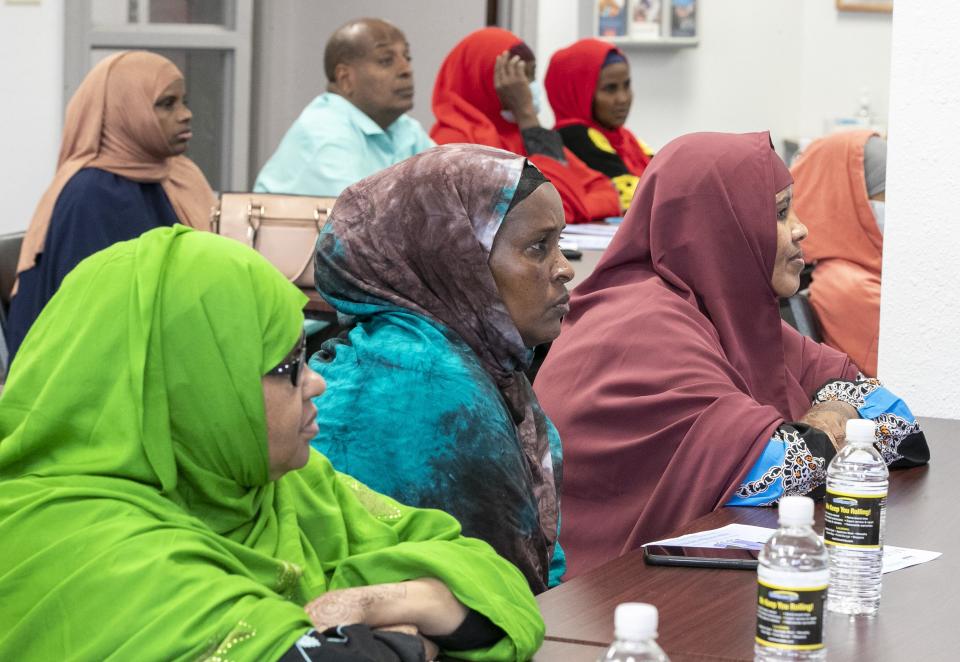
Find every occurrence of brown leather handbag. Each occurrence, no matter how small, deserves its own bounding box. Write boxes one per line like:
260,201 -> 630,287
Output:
211,193 -> 336,288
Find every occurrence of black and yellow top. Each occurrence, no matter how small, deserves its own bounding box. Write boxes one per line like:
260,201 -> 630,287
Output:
558,125 -> 654,211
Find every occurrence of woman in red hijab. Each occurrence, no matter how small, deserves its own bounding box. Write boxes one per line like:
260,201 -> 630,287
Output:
545,38 -> 653,213
791,131 -> 885,377
533,132 -> 929,579
431,28 -> 620,223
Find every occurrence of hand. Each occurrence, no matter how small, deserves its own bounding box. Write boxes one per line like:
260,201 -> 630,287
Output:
800,401 -> 860,451
494,51 -> 539,129
305,584 -> 406,632
304,578 -> 468,637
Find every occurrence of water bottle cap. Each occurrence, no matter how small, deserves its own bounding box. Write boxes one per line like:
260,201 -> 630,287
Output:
778,495 -> 814,526
614,602 -> 658,640
845,418 -> 876,445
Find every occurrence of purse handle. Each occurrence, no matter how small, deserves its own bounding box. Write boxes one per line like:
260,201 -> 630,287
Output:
210,201 -> 332,247
246,203 -> 331,248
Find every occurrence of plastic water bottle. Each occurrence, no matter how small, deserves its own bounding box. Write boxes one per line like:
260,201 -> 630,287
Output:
598,602 -> 670,661
755,496 -> 828,661
825,418 -> 888,616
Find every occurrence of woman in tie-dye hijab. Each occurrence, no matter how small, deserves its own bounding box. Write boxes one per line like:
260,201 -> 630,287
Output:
309,144 -> 575,593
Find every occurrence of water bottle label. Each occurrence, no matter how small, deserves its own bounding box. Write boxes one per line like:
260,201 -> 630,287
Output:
755,575 -> 827,650
824,489 -> 886,548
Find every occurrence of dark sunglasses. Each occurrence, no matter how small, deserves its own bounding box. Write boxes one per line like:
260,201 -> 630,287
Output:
266,333 -> 307,387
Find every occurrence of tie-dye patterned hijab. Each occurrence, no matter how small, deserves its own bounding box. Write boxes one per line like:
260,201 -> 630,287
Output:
314,144 -> 562,590
317,144 -> 531,380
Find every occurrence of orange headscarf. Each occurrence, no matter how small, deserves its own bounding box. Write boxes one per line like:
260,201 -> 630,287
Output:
791,130 -> 882,375
16,51 -> 214,280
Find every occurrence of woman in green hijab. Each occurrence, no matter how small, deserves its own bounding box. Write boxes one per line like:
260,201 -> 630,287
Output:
0,225 -> 543,661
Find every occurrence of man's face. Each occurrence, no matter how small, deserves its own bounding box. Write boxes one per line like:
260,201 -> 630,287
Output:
340,28 -> 414,126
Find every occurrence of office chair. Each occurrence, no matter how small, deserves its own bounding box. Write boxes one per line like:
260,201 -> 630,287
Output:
0,231 -> 25,376
780,290 -> 822,342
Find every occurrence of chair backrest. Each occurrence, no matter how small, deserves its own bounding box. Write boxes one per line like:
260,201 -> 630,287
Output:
0,231 -> 25,313
779,290 -> 822,342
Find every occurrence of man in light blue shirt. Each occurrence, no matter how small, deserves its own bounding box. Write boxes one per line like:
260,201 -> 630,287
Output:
255,18 -> 434,196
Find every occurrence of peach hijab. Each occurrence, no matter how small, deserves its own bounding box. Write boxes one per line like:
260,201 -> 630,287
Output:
791,130 -> 882,375
16,51 -> 214,279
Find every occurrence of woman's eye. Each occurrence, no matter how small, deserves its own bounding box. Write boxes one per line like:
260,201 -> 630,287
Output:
379,57 -> 393,66
777,207 -> 789,221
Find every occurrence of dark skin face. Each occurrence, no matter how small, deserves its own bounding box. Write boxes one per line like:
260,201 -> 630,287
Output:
330,21 -> 414,130
488,183 -> 574,347
771,185 -> 809,298
593,61 -> 632,129
153,78 -> 192,156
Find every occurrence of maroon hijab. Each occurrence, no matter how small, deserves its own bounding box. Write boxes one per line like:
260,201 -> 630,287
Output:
534,132 -> 856,578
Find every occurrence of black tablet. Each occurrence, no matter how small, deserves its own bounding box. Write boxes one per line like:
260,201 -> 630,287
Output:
642,545 -> 760,570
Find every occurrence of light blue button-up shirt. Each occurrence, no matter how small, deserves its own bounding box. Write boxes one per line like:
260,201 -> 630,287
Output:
254,93 -> 434,196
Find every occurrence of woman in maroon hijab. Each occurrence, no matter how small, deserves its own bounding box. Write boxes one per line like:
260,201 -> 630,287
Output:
534,132 -> 929,579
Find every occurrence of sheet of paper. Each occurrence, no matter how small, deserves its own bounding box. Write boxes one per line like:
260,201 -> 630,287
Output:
643,524 -> 942,574
561,234 -> 613,250
880,545 -> 942,573
561,223 -> 619,236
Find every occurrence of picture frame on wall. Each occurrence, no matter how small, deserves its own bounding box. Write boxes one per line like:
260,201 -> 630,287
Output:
594,0 -> 698,46
597,0 -> 628,37
670,0 -> 696,37
836,0 -> 893,13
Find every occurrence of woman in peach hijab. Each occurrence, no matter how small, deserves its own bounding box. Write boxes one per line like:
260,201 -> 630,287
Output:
5,50 -> 214,361
791,131 -> 885,376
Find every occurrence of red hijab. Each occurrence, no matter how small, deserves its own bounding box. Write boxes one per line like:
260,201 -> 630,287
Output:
534,132 -> 857,578
431,27 -> 620,223
544,38 -> 651,177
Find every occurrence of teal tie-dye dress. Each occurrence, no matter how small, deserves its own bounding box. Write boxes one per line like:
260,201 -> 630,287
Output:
308,145 -> 566,592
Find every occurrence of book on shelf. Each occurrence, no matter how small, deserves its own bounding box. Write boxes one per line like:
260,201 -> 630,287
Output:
671,0 -> 697,38
630,0 -> 662,38
597,0 -> 628,37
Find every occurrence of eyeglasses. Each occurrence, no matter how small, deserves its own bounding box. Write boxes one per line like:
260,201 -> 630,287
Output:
266,333 -> 307,387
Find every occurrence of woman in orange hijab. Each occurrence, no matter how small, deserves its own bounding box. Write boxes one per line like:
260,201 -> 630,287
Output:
6,51 -> 214,361
431,28 -> 621,223
544,38 -> 653,213
791,131 -> 885,376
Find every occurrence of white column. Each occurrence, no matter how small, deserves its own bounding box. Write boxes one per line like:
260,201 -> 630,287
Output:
879,0 -> 960,417
0,0 -> 64,234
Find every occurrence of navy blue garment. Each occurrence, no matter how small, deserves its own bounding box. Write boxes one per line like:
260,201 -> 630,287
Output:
6,168 -> 177,360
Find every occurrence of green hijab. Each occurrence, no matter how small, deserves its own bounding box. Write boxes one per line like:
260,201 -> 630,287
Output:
0,226 -> 543,661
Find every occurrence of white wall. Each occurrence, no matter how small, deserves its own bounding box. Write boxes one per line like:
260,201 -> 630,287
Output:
795,1 -> 892,139
0,0 -> 64,234
538,0 -> 892,154
878,0 -> 960,418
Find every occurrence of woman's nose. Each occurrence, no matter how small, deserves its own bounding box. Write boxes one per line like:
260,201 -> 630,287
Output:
555,254 -> 575,283
302,366 -> 326,399
793,220 -> 808,242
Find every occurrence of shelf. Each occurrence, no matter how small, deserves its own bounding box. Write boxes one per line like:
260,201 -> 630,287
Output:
601,35 -> 699,48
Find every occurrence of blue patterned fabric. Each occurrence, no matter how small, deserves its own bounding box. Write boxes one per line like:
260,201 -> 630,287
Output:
729,381 -> 926,507
307,145 -> 565,592
309,313 -> 566,587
